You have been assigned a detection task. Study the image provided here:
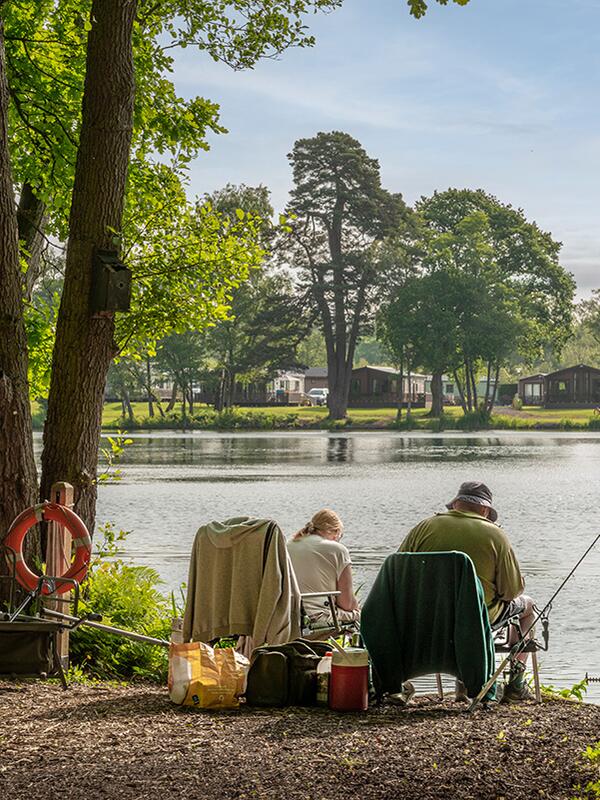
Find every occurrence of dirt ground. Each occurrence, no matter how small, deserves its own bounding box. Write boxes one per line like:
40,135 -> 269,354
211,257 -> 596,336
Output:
1,681 -> 599,800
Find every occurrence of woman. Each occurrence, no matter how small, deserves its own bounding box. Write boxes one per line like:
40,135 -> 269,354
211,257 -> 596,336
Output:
287,509 -> 360,625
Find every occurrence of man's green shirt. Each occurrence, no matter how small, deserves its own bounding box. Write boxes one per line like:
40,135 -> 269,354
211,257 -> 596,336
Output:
399,510 -> 525,623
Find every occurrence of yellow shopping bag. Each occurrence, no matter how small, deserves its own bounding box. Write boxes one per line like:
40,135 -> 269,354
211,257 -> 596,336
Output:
168,641 -> 249,710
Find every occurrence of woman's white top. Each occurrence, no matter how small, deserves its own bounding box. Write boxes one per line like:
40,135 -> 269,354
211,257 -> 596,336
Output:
287,535 -> 352,618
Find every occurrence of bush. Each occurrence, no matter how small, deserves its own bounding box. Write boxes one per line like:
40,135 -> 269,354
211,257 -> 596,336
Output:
393,414 -> 418,431
511,394 -> 523,410
455,409 -> 492,431
489,414 -> 536,430
69,524 -> 173,682
422,412 -> 449,432
321,417 -> 351,430
105,407 -> 301,431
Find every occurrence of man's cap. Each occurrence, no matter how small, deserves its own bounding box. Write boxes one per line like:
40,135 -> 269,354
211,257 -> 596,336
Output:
446,480 -> 498,523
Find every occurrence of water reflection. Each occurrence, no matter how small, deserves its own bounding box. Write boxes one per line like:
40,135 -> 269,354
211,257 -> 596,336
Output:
326,437 -> 352,463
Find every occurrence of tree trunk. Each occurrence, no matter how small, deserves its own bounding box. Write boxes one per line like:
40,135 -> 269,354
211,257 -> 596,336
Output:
483,361 -> 492,413
122,389 -> 134,422
228,371 -> 237,408
464,361 -> 473,412
17,183 -> 48,301
166,381 -> 177,412
146,357 -> 154,418
39,0 -> 137,533
453,369 -> 468,414
470,363 -> 479,410
406,367 -> 412,416
0,19 -> 38,601
488,364 -> 500,413
396,358 -> 404,422
214,369 -> 225,411
180,384 -> 188,429
429,371 -> 443,417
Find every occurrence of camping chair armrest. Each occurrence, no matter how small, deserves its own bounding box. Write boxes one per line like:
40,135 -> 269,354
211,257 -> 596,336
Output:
300,591 -> 341,634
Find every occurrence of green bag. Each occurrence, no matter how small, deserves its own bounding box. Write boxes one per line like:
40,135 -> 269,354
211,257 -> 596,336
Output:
245,639 -> 331,707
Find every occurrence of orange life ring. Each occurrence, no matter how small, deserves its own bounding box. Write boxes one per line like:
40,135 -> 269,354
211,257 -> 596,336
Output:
3,502 -> 92,595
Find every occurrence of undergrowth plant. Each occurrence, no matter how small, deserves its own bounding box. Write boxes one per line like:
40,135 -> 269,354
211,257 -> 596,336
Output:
541,676 -> 588,702
69,434 -> 174,683
571,742 -> 600,799
69,522 -> 173,683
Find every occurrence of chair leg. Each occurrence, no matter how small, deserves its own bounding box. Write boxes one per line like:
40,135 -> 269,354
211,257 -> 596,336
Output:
531,651 -> 541,703
435,673 -> 444,700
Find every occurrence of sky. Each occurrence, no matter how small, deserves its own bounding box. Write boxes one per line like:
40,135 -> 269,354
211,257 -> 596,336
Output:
171,0 -> 600,297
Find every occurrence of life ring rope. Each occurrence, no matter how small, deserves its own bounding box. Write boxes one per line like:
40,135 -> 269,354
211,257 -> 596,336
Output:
3,502 -> 92,595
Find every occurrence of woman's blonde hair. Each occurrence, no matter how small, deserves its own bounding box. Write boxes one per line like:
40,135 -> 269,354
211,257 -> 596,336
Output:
292,508 -> 343,541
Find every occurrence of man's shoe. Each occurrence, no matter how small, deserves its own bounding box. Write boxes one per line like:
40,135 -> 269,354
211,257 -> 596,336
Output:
501,677 -> 534,704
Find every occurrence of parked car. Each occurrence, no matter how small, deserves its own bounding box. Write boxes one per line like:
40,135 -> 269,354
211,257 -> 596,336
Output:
307,388 -> 329,406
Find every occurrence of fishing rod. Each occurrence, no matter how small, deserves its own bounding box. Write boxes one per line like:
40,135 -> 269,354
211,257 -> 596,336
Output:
469,529 -> 600,713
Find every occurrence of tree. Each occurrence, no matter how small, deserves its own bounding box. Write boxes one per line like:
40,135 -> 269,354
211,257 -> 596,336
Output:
0,0 -> 343,540
209,270 -> 312,409
416,190 -> 575,412
297,329 -> 328,369
285,131 -> 412,419
154,332 -> 210,421
0,9 -> 37,549
380,271 -> 465,417
581,290 -> 600,351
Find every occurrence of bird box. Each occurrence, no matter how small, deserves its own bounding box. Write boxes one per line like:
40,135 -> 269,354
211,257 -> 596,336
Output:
90,249 -> 132,312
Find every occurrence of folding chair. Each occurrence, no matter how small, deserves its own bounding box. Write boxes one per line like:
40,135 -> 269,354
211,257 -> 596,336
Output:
362,551 -> 496,703
300,590 -> 358,643
182,517 -> 357,650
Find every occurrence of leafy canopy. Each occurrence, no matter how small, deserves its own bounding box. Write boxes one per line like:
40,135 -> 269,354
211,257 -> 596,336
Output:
407,0 -> 470,19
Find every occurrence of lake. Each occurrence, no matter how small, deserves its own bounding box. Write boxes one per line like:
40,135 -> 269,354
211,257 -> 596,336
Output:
90,430 -> 600,701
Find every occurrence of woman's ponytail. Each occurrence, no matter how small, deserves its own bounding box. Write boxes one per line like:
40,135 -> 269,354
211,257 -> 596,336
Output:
292,509 -> 343,541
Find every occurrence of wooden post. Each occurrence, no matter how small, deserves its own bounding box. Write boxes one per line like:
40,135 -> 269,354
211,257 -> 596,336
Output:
46,482 -> 74,670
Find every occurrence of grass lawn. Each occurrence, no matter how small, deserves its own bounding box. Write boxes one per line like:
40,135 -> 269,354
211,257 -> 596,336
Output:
31,400 -> 600,431
99,402 -> 465,428
518,406 -> 599,421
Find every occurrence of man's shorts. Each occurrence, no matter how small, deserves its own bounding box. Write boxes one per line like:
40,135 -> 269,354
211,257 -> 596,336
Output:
492,595 -> 529,629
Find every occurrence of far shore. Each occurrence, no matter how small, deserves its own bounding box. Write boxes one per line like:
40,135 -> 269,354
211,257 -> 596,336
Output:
30,401 -> 600,434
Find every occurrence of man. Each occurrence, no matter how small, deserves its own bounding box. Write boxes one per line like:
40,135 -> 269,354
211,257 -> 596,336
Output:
399,480 -> 535,703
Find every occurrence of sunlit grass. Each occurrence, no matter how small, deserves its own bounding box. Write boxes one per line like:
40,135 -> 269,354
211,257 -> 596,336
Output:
30,399 -> 600,430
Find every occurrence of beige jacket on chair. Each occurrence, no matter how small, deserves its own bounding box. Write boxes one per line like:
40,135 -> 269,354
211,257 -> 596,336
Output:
182,516 -> 301,646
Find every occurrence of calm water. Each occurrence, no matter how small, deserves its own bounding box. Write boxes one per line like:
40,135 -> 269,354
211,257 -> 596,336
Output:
88,431 -> 600,700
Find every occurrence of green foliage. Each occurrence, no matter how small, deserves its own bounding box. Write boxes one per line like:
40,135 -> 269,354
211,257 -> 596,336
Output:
393,414 -> 419,431
422,412 -> 449,432
5,0 -> 343,240
321,417 -> 351,431
104,407 -> 301,431
541,676 -> 588,702
70,523 -> 171,682
297,328 -> 328,368
571,741 -> 600,800
417,189 -> 576,364
407,0 -> 470,19
285,131 -> 415,417
381,188 -> 576,416
207,267 -> 312,409
98,432 -> 134,483
455,409 -> 493,430
119,186 -> 267,356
